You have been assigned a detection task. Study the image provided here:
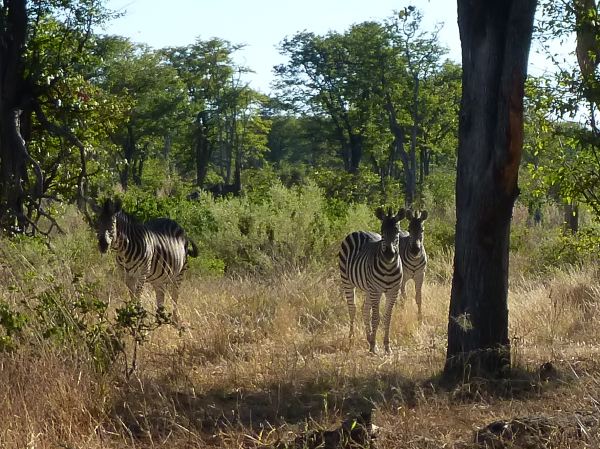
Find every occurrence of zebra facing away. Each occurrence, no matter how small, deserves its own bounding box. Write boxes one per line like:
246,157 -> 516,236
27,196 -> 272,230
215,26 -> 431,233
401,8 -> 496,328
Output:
399,210 -> 428,322
95,198 -> 198,322
339,207 -> 405,353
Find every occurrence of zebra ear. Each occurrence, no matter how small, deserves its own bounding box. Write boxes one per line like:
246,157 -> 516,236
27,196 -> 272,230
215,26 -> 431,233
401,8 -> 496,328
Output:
419,210 -> 428,221
88,197 -> 102,214
394,208 -> 406,221
113,198 -> 123,213
102,198 -> 113,215
375,207 -> 386,220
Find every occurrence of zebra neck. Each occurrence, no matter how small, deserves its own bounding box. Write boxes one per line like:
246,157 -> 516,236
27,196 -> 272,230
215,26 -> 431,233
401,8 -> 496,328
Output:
378,245 -> 400,266
114,212 -> 144,252
407,245 -> 424,259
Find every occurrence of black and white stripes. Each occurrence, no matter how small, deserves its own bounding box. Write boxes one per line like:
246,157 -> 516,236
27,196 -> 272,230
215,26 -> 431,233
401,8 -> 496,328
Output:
399,210 -> 428,322
95,198 -> 198,321
339,207 -> 405,353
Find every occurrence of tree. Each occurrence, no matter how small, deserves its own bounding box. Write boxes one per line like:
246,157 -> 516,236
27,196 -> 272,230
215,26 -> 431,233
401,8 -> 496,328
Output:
534,0 -> 600,224
444,0 -> 538,380
164,38 -> 265,190
379,8 -> 448,205
274,15 -> 457,205
275,30 -> 372,173
0,0 -> 118,234
0,0 -> 30,232
97,39 -> 186,189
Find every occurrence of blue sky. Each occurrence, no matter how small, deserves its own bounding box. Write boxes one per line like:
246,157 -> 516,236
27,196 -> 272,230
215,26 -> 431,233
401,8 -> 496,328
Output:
103,1 -> 559,93
103,0 -> 461,93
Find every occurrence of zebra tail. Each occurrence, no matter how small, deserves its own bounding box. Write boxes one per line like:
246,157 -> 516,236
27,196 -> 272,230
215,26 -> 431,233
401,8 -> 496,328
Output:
187,239 -> 199,258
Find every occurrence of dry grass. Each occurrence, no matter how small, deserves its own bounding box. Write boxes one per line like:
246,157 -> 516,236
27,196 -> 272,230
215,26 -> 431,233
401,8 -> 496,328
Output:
2,231 -> 600,448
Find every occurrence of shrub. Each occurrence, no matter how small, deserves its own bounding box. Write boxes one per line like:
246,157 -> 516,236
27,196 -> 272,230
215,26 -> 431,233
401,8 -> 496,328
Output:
537,226 -> 600,269
421,168 -> 456,217
311,168 -> 384,205
0,300 -> 28,351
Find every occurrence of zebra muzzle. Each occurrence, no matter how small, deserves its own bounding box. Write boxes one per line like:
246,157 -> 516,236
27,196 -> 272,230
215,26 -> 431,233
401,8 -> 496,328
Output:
98,239 -> 109,253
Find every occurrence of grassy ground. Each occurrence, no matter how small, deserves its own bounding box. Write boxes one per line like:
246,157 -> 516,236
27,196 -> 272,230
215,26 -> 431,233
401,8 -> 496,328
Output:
1,213 -> 600,448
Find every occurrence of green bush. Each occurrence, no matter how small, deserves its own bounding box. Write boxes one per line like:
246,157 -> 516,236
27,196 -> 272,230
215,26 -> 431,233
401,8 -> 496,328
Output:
311,168 -> 384,205
537,227 -> 600,269
423,216 -> 455,256
421,168 -> 456,216
0,300 -> 28,351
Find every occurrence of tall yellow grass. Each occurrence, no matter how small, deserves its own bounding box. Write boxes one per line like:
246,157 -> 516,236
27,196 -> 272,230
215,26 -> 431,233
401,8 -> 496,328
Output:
1,211 -> 600,448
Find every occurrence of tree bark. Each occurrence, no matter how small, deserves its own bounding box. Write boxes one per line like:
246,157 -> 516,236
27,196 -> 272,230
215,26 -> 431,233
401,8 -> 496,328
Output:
119,123 -> 136,190
383,96 -> 415,206
195,110 -> 212,187
409,73 -> 419,201
444,0 -> 537,381
563,202 -> 579,234
0,0 -> 29,232
348,133 -> 363,173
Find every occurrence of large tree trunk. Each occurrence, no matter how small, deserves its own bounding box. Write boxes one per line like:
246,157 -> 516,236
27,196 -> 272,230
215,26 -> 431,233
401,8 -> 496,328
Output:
444,0 -> 537,381
0,0 -> 29,232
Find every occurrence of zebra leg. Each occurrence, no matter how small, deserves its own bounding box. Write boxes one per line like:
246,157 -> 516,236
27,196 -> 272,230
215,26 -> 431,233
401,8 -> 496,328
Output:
415,271 -> 425,323
125,273 -> 143,302
362,293 -> 372,349
382,289 -> 400,353
341,281 -> 356,341
170,283 -> 181,324
155,285 -> 166,311
400,275 -> 408,302
368,292 -> 382,353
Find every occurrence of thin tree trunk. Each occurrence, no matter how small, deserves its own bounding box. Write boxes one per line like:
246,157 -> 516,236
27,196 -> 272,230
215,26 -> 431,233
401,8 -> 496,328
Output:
195,111 -> 212,187
409,74 -> 419,200
348,133 -> 363,173
444,0 -> 537,381
120,123 -> 136,190
384,95 -> 414,206
162,135 -> 171,159
563,202 -> 579,234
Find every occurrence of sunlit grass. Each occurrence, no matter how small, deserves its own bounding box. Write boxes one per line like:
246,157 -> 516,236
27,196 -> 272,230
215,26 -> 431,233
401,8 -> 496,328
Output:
1,208 -> 600,448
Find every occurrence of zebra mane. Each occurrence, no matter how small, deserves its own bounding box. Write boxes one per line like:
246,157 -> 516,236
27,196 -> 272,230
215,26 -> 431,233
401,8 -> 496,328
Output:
114,208 -> 143,228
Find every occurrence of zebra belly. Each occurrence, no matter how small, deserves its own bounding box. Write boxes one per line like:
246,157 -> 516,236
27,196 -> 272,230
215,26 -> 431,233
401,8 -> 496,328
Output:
146,262 -> 185,284
344,258 -> 402,293
402,259 -> 426,281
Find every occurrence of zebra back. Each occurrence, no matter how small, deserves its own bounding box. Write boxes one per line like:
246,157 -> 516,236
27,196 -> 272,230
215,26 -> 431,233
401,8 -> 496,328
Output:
96,199 -> 197,284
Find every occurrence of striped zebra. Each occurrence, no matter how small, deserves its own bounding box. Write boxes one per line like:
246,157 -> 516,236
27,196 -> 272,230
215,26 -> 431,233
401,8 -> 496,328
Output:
339,207 -> 405,353
399,210 -> 428,322
95,198 -> 198,322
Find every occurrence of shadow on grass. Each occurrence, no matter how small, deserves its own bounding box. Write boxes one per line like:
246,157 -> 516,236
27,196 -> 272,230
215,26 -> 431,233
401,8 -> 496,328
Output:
432,360 -> 575,404
108,369 -> 417,440
107,358 -> 577,444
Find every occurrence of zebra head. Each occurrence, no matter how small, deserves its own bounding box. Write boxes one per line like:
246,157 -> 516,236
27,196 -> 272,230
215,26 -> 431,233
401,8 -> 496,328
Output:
375,206 -> 406,261
95,198 -> 123,253
406,210 -> 428,255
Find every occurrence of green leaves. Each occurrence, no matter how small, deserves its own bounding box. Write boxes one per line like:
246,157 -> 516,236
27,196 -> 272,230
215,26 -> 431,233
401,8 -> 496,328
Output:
0,301 -> 28,351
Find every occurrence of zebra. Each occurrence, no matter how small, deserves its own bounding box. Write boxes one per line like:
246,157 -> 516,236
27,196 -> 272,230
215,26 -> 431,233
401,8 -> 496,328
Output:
399,210 -> 428,322
95,198 -> 198,322
339,206 -> 405,353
